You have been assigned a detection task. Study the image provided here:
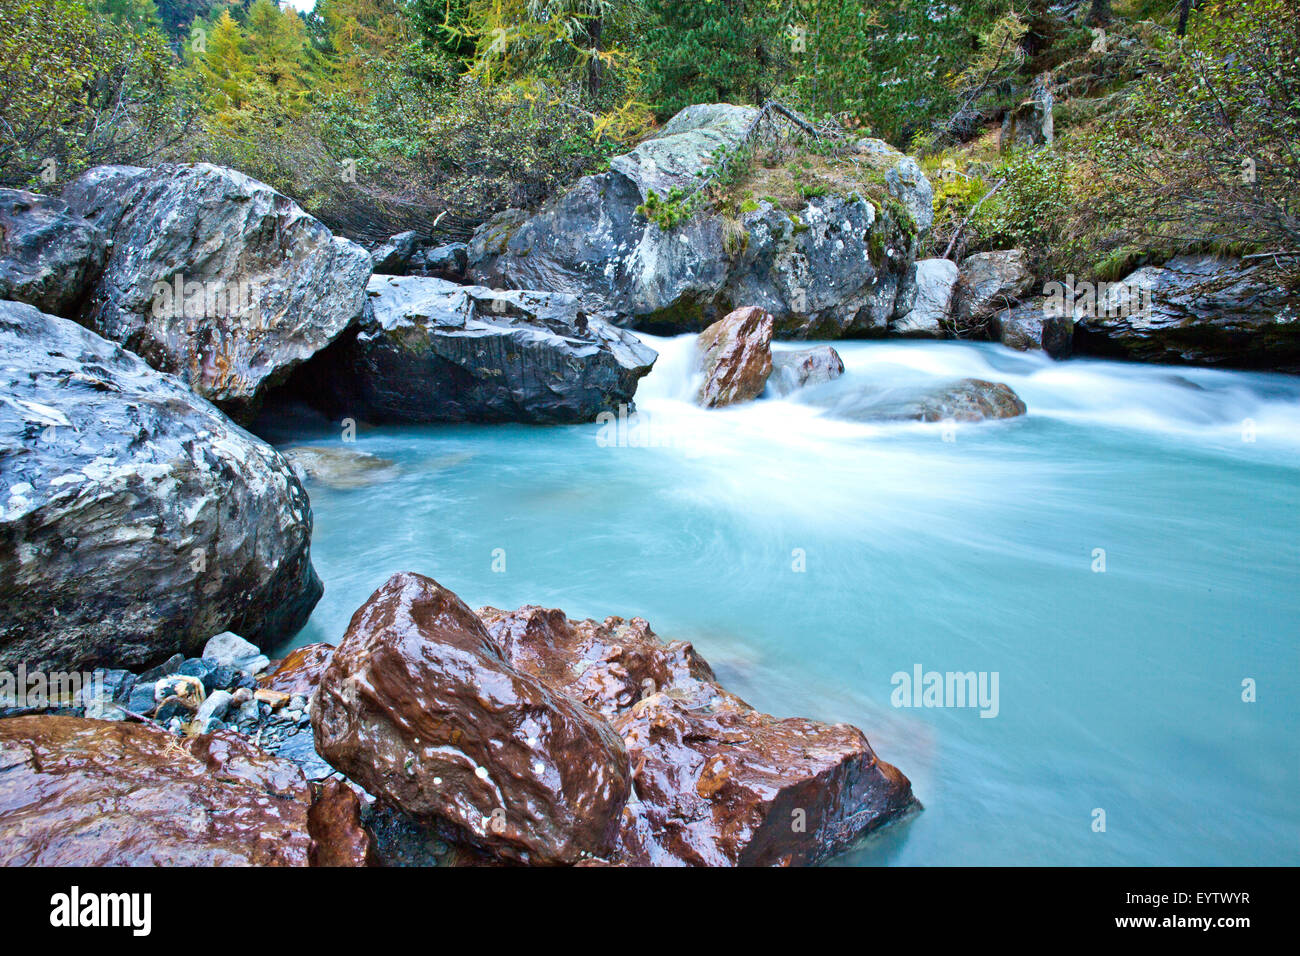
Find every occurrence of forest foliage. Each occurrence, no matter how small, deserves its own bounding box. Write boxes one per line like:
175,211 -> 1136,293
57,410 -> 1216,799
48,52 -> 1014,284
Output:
1,0 -> 1294,274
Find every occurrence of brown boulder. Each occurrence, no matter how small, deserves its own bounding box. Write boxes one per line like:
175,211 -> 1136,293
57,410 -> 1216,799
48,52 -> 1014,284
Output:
479,605 -> 916,866
312,572 -> 631,865
0,716 -> 315,865
695,306 -> 774,407
260,642 -> 336,698
308,779 -> 378,867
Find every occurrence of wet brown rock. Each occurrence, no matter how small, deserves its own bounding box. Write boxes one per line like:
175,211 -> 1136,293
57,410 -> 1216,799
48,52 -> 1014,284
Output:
312,572 -> 631,865
695,306 -> 774,407
260,642 -> 335,698
479,605 -> 916,866
0,716 -> 313,866
308,779 -> 377,867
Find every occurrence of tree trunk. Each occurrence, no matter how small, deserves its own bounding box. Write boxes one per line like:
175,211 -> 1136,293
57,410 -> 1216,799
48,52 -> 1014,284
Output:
1178,0 -> 1193,36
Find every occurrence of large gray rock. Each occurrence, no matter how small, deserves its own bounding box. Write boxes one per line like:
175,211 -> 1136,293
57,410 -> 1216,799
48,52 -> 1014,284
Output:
892,258 -> 958,337
0,189 -> 106,317
952,249 -> 1035,331
332,275 -> 657,424
468,104 -> 931,337
0,300 -> 322,672
1072,255 -> 1300,372
62,163 -> 372,418
371,231 -> 468,282
1000,74 -> 1054,153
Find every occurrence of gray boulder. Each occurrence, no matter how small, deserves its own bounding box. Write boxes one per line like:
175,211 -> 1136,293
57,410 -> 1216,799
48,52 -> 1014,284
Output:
766,346 -> 845,397
1072,255 -> 1300,372
1000,74 -> 1054,153
371,231 -> 468,282
892,258 -> 959,337
334,275 -> 657,424
62,163 -> 372,418
990,300 -> 1072,358
0,188 -> 106,316
468,104 -> 931,337
952,249 -> 1035,331
0,300 -> 322,672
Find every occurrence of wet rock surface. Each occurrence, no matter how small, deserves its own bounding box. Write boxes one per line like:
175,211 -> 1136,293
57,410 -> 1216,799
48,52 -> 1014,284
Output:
0,301 -> 322,672
0,716 -> 316,866
1073,255 -> 1300,372
62,163 -> 371,418
321,275 -> 657,424
312,572 -> 632,864
892,258 -> 959,337
807,377 -> 1028,423
953,249 -> 1035,331
0,188 -> 106,316
695,306 -> 774,407
477,602 -> 918,866
991,301 -> 1073,358
766,346 -> 845,397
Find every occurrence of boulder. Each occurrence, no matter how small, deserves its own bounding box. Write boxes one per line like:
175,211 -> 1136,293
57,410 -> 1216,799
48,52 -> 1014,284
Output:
766,346 -> 845,397
312,572 -> 632,865
371,231 -> 469,283
1072,254 -> 1300,372
892,258 -> 959,337
991,300 -> 1073,358
260,641 -> 335,699
308,778 -> 378,867
330,274 -> 657,424
952,249 -> 1035,330
476,604 -> 917,866
1000,74 -> 1055,153
809,378 -> 1027,423
0,188 -> 106,316
282,445 -> 398,490
0,301 -> 322,672
695,306 -> 774,407
467,104 -> 930,337
0,715 -> 369,866
61,163 -> 372,418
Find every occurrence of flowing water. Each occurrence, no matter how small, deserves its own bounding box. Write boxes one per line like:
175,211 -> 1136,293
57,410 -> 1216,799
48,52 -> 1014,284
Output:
259,335 -> 1300,866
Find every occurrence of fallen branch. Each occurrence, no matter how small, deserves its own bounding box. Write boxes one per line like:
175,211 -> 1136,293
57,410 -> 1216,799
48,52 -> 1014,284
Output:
943,176 -> 1007,260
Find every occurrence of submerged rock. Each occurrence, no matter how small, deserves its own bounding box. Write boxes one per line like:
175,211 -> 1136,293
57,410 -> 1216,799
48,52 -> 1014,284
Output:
468,104 -> 929,336
695,306 -> 774,407
767,346 -> 845,396
0,188 -> 106,316
0,716 -> 369,866
282,445 -> 398,489
62,163 -> 371,418
0,301 -> 322,672
477,604 -> 917,866
330,274 -> 656,424
1072,255 -> 1300,372
312,572 -> 632,865
810,378 -> 1027,423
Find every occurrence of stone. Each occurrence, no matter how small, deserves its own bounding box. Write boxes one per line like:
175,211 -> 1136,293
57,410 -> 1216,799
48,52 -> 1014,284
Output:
1000,73 -> 1054,153
695,306 -> 774,407
281,446 -> 397,490
154,695 -> 198,723
952,249 -> 1035,330
312,572 -> 632,865
61,163 -> 372,418
806,378 -> 1027,423
0,187 -> 106,316
259,643 -> 335,699
476,604 -> 917,866
1072,254 -> 1300,372
766,346 -> 845,397
138,654 -> 184,683
196,689 -> 234,722
893,258 -> 959,337
255,688 -> 291,709
990,301 -> 1073,358
308,779 -> 377,867
203,632 -> 261,666
467,104 -> 930,337
0,715 -> 367,865
0,302 -> 322,672
322,275 -> 657,424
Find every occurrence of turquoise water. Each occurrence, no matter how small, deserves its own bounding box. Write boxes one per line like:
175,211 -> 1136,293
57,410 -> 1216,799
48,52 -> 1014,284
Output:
261,336 -> 1300,866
